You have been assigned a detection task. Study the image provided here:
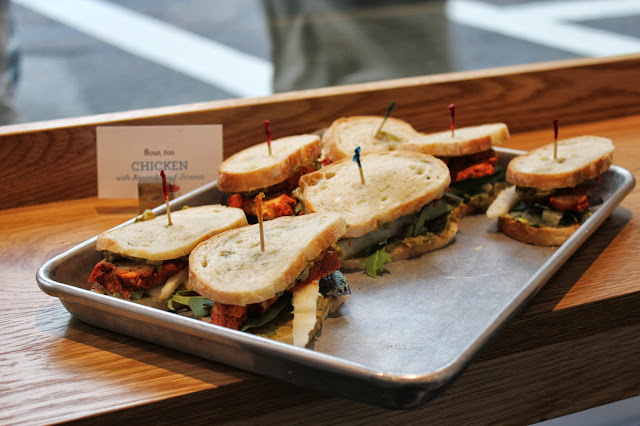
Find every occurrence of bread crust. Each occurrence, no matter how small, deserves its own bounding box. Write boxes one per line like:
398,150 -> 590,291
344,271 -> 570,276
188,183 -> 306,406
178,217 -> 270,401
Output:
300,151 -> 450,239
95,205 -> 248,261
506,135 -> 614,190
321,115 -> 421,162
498,216 -> 579,246
217,134 -> 321,193
189,213 -> 347,306
402,123 -> 510,157
340,218 -> 457,269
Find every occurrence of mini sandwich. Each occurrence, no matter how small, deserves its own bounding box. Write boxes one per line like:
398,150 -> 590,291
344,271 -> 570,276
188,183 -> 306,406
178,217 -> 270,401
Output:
298,151 -> 458,277
218,134 -> 321,220
402,123 -> 511,216
188,213 -> 349,347
88,205 -> 248,304
486,135 -> 615,246
321,115 -> 422,163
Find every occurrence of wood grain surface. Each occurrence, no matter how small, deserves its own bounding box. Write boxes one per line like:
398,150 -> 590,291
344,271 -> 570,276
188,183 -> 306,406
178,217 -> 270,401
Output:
2,58 -> 640,424
2,54 -> 640,209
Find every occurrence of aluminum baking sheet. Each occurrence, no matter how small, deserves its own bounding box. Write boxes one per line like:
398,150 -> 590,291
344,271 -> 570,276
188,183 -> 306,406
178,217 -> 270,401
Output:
36,148 -> 635,409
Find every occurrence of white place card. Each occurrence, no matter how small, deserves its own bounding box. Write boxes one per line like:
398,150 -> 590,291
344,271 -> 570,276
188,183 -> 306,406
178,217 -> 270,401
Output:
96,125 -> 223,199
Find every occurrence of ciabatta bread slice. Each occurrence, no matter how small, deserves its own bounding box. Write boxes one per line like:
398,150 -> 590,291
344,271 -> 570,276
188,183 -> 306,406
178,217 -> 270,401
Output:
189,213 -> 346,306
96,205 -> 248,261
506,135 -> 614,190
321,115 -> 421,162
299,151 -> 450,239
402,123 -> 509,157
217,134 -> 321,193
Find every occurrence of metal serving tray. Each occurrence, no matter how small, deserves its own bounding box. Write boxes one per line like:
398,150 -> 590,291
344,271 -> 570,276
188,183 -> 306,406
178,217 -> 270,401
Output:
36,148 -> 635,409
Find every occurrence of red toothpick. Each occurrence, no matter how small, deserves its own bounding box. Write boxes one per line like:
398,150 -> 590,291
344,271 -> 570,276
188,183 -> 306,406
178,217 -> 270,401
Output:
449,103 -> 456,137
264,120 -> 273,156
553,118 -> 559,160
255,192 -> 265,252
160,170 -> 180,226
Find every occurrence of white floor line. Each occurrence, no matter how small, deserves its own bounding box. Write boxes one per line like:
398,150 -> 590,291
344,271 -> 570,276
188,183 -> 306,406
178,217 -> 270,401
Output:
508,0 -> 640,21
13,0 -> 274,98
447,0 -> 640,57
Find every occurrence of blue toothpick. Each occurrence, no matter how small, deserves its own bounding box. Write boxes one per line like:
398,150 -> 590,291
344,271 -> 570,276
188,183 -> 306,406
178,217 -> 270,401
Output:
374,101 -> 396,138
353,146 -> 365,185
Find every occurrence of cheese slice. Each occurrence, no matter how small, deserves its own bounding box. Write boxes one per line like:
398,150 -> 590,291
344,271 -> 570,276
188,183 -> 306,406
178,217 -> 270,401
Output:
291,281 -> 320,347
486,186 -> 519,218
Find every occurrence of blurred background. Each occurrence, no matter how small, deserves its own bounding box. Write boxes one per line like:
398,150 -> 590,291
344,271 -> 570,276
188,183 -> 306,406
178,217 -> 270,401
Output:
3,0 -> 639,125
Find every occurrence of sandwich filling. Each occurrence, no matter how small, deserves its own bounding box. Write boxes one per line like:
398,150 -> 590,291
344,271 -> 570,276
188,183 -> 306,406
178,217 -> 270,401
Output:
504,178 -> 600,228
338,197 -> 459,277
443,149 -> 510,214
89,255 -> 187,299
205,248 -> 341,330
227,163 -> 318,220
91,246 -> 349,341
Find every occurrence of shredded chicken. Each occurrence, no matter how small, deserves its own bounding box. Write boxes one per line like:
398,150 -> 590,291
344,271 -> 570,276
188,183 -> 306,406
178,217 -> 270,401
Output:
88,258 -> 186,298
292,249 -> 340,291
228,192 -> 298,219
210,303 -> 248,330
550,194 -> 589,213
446,150 -> 499,183
226,164 -> 316,219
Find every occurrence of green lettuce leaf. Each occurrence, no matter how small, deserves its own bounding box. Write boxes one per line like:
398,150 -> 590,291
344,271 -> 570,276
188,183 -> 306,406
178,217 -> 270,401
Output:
413,200 -> 455,237
167,291 -> 213,317
240,293 -> 293,331
449,167 -> 505,199
363,245 -> 392,278
129,289 -> 144,300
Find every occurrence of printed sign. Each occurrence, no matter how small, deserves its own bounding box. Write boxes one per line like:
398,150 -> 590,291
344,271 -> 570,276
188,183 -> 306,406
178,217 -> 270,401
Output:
96,125 -> 223,199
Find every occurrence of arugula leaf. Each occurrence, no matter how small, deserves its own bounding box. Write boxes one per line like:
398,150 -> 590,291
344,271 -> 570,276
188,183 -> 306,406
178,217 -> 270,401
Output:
129,290 -> 144,300
240,293 -> 292,331
363,245 -> 392,278
413,200 -> 455,237
449,167 -> 505,198
168,291 -> 213,317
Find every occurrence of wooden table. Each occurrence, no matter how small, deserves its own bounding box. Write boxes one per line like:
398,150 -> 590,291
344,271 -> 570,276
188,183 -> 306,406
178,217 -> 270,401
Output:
2,55 -> 640,424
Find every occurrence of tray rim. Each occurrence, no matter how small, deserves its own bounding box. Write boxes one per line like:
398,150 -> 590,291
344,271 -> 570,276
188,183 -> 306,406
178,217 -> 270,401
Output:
35,148 -> 636,409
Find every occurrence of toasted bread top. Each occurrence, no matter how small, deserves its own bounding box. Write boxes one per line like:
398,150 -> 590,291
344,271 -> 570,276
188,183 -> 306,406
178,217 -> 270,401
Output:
299,151 -> 450,239
96,205 -> 248,261
217,134 -> 321,193
321,115 -> 422,162
401,123 -> 510,157
506,135 -> 614,189
189,213 -> 347,306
